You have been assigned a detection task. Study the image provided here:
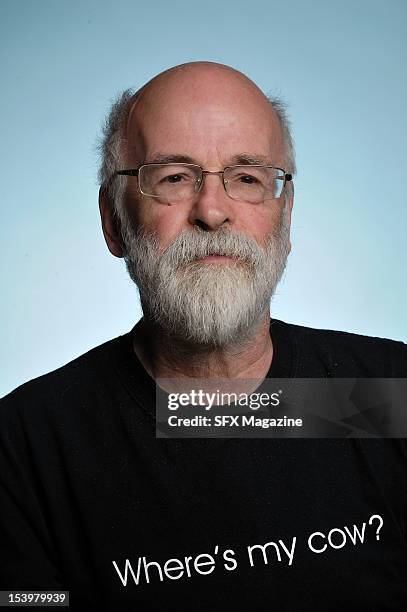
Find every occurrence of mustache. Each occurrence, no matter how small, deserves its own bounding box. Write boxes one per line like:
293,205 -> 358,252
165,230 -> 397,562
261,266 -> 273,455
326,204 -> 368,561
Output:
155,228 -> 267,268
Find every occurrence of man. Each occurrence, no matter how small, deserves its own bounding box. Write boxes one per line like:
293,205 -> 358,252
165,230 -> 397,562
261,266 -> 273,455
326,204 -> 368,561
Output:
1,62 -> 406,610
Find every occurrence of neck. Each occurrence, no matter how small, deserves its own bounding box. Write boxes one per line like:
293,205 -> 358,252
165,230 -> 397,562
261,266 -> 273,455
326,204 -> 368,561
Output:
133,312 -> 273,380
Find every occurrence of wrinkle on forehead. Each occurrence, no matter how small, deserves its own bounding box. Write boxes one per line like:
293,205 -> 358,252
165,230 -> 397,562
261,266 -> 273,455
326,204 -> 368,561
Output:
124,62 -> 282,164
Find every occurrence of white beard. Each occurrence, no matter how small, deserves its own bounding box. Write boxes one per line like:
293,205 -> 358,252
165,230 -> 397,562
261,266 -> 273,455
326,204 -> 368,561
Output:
119,207 -> 290,348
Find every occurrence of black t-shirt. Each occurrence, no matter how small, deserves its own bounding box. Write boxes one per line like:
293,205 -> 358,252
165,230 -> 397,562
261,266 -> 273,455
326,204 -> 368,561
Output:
1,319 -> 407,611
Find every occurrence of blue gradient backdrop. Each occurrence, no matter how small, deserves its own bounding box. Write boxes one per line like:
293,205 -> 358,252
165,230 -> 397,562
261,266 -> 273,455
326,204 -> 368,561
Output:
1,0 -> 406,395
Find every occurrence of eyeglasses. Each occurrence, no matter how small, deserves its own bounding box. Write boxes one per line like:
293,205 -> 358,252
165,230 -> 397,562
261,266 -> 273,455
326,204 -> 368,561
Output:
115,163 -> 292,204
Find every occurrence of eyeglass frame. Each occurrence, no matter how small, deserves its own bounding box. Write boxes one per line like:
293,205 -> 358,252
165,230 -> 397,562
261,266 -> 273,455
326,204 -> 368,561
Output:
114,163 -> 293,202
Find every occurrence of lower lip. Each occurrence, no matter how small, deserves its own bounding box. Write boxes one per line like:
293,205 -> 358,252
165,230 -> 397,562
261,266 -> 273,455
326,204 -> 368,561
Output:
197,255 -> 239,264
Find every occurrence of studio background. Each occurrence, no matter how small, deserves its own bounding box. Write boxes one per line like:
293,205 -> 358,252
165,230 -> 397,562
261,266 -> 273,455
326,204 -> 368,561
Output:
1,0 -> 406,397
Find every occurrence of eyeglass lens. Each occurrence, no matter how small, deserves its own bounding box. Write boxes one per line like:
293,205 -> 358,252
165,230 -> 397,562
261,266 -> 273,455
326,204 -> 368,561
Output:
139,164 -> 285,203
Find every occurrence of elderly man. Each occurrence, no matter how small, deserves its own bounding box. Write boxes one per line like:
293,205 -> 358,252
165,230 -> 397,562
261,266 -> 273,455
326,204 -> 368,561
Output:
1,62 -> 406,610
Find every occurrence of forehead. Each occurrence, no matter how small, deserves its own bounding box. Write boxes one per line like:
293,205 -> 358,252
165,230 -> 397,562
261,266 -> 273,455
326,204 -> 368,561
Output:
124,68 -> 284,165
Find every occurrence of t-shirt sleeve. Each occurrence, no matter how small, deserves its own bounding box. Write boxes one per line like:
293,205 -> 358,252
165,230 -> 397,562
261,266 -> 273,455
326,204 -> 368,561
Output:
0,392 -> 64,590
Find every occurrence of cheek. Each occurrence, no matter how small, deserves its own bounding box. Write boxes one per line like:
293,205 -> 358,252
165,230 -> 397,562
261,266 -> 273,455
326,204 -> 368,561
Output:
154,212 -> 190,249
236,202 -> 284,246
126,194 -> 192,250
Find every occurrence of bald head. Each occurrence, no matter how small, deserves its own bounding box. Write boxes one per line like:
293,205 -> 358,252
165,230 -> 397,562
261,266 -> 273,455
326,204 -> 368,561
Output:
127,64 -> 283,173
99,62 -> 295,207
127,61 -> 274,124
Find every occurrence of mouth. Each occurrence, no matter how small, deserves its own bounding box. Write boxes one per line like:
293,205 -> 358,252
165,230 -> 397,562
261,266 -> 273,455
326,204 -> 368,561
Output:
195,254 -> 241,264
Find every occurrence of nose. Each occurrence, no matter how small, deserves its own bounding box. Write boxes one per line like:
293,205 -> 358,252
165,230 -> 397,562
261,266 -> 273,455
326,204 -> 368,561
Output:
188,172 -> 235,231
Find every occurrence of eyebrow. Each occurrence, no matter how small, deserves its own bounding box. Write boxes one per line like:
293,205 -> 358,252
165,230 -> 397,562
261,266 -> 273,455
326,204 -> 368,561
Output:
145,153 -> 273,166
229,153 -> 273,166
147,154 -> 197,164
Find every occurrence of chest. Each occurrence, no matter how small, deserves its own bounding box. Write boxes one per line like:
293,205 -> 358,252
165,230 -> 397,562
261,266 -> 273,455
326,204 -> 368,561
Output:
42,437 -> 407,609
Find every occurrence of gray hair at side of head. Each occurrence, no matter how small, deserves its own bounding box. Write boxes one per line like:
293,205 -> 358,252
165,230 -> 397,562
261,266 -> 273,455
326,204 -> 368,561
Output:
97,88 -> 137,219
97,88 -> 296,219
266,95 -> 297,177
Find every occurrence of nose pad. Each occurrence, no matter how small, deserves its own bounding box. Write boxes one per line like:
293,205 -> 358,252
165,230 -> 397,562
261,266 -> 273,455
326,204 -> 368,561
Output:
194,178 -> 202,194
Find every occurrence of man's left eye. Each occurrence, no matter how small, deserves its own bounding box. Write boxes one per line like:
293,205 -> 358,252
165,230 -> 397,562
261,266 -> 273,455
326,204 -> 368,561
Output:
166,174 -> 183,183
239,175 -> 258,184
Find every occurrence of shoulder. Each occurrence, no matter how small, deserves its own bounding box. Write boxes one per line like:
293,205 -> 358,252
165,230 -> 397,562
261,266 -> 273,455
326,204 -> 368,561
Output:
271,319 -> 407,376
0,331 -> 137,475
0,332 -> 131,419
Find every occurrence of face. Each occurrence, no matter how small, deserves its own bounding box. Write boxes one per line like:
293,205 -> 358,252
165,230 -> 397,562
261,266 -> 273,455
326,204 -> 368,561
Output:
122,64 -> 293,252
101,64 -> 294,347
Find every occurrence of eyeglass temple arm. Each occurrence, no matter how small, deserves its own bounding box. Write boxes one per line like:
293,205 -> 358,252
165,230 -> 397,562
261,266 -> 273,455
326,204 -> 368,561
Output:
115,169 -> 139,177
114,169 -> 293,181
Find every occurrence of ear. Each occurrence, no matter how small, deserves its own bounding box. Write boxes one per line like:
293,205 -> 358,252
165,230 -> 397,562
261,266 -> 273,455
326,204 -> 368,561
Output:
99,187 -> 124,258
